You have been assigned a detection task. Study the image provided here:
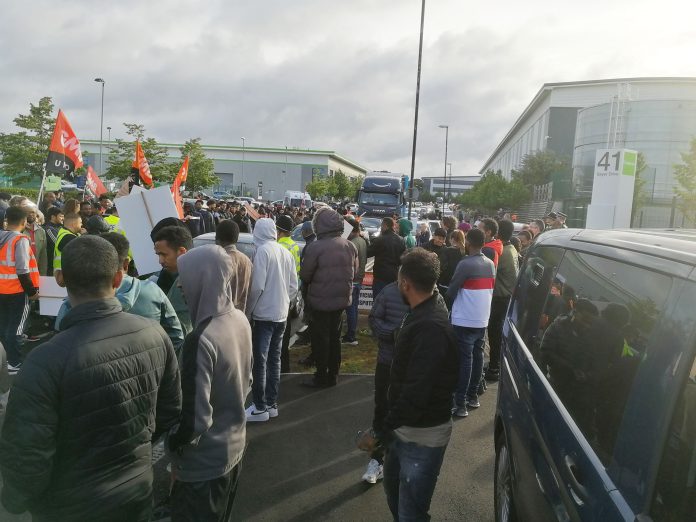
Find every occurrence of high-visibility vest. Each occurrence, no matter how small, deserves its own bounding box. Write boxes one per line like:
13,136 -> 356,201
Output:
278,237 -> 301,274
53,228 -> 77,271
104,215 -> 121,232
0,234 -> 40,294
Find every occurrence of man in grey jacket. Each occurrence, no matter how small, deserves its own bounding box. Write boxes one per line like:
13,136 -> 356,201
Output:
300,207 -> 358,388
167,244 -> 253,522
246,218 -> 298,421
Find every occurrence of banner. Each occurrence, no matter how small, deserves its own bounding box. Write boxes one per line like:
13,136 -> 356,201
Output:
131,141 -> 153,186
85,166 -> 107,198
46,109 -> 83,175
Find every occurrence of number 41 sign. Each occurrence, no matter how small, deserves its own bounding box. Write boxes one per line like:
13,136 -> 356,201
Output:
587,148 -> 638,229
595,149 -> 638,177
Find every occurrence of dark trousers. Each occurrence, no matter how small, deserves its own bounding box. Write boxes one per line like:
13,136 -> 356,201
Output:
383,437 -> 448,522
344,283 -> 362,341
453,326 -> 486,405
371,362 -> 391,463
488,296 -> 510,372
281,308 -> 292,373
0,293 -> 29,366
311,309 -> 342,384
171,463 -> 242,522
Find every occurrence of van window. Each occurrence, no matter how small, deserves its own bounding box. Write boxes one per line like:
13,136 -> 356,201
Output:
509,245 -> 564,354
651,355 -> 696,521
538,251 -> 671,465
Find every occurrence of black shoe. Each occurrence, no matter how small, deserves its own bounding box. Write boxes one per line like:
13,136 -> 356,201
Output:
485,368 -> 500,382
477,379 -> 487,396
298,355 -> 315,368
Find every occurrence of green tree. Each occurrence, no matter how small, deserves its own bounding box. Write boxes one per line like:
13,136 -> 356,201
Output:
332,170 -> 352,200
458,169 -> 530,212
305,177 -> 330,200
673,137 -> 696,225
178,138 -> 218,192
106,123 -> 172,182
349,175 -> 363,199
631,152 -> 649,225
0,97 -> 56,182
511,150 -> 566,187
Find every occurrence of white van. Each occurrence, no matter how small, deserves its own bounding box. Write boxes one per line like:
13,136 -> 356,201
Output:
284,191 -> 312,208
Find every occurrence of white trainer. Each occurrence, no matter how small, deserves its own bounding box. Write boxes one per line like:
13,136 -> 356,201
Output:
245,405 -> 269,422
267,404 -> 279,418
362,458 -> 384,484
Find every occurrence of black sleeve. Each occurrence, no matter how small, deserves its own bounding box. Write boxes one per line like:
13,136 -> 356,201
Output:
18,274 -> 37,297
482,246 -> 495,263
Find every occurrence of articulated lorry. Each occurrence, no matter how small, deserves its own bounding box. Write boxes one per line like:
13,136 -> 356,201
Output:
356,173 -> 409,218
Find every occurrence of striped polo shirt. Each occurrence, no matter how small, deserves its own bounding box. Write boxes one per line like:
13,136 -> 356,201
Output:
449,253 -> 496,328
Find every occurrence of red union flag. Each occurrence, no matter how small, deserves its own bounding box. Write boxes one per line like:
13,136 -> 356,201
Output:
85,166 -> 107,198
131,141 -> 153,186
46,110 -> 84,175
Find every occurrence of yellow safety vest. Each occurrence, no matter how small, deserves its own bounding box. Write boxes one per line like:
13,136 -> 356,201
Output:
53,228 -> 77,271
278,237 -> 300,274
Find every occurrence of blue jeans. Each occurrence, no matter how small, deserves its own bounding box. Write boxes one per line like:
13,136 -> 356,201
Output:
252,320 -> 286,410
383,437 -> 448,521
453,326 -> 486,406
344,283 -> 362,341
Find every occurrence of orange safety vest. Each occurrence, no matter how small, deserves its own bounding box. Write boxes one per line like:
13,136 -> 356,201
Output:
0,234 -> 40,294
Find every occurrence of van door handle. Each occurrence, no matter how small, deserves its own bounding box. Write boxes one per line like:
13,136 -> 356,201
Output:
564,455 -> 589,503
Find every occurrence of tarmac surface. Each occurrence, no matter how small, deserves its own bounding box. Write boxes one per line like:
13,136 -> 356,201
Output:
0,374 -> 496,522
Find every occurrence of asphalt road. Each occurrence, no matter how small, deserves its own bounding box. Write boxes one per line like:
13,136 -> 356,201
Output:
0,374 -> 496,522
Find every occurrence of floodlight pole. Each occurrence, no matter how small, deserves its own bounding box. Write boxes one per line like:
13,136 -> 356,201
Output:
407,0 -> 426,220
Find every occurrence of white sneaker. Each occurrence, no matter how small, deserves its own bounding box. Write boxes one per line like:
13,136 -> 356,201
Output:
267,404 -> 279,418
361,458 -> 384,484
245,405 -> 269,422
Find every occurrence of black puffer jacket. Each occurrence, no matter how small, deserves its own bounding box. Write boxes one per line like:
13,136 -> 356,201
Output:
385,293 -> 458,431
0,298 -> 181,522
367,229 -> 405,283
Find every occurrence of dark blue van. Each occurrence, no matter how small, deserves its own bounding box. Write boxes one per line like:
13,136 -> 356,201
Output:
495,229 -> 696,522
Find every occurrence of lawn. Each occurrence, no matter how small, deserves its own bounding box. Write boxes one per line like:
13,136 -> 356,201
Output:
288,313 -> 378,374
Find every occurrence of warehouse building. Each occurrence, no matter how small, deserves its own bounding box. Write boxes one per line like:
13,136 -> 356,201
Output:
422,175 -> 480,197
479,77 -> 696,227
81,141 -> 366,200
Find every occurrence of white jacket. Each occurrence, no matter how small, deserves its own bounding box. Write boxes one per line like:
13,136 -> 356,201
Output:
246,218 -> 298,322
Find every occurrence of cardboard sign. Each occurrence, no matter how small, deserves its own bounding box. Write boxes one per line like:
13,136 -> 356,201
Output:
342,219 -> 353,239
44,175 -> 62,192
244,203 -> 260,221
39,276 -> 68,316
358,286 -> 373,310
116,185 -> 179,275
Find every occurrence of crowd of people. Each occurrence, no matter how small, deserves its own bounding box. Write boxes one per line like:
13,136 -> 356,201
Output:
0,186 -> 565,521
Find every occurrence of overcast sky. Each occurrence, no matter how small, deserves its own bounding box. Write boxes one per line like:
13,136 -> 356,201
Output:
2,0 -> 696,178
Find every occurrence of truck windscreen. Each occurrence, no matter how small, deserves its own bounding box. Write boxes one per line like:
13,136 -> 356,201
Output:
359,193 -> 398,206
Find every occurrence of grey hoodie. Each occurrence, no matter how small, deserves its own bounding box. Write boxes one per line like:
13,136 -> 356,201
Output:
166,244 -> 253,482
246,218 -> 298,322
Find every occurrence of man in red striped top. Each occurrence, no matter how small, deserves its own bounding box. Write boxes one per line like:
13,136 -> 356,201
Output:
445,228 -> 496,418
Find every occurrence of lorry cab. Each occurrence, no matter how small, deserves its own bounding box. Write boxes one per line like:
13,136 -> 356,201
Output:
495,228 -> 696,522
357,174 -> 406,217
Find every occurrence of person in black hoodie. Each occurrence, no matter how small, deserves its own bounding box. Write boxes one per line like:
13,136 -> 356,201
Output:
381,248 -> 458,521
366,217 -> 405,298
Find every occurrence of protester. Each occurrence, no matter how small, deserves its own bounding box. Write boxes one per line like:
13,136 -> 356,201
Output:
215,220 -> 252,313
344,217 -> 367,346
0,235 -> 181,521
381,248 -> 458,520
299,220 -> 315,263
479,217 -> 503,267
167,244 -> 252,522
442,215 -> 457,246
424,227 -> 460,288
37,191 -> 55,215
233,205 -> 251,233
53,212 -> 82,275
276,215 -> 301,373
363,279 -> 409,484
397,218 -> 416,249
84,215 -> 111,235
517,230 -> 533,259
366,217 -> 405,298
153,225 -> 194,337
450,229 -> 467,257
21,202 -> 48,276
300,207 -> 357,388
182,201 -> 204,238
246,218 -> 298,421
415,222 -> 430,247
43,206 -> 64,276
62,198 -> 80,217
529,218 -> 545,237
485,220 -> 519,382
195,199 -> 215,233
445,228 -> 496,417
0,207 -> 39,375
79,200 -> 93,222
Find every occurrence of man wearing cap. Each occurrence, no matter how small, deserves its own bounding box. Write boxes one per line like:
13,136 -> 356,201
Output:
544,212 -> 557,231
553,212 -> 568,229
277,215 -> 301,373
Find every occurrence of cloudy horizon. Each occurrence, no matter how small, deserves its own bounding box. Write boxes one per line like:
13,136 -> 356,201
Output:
2,0 -> 696,178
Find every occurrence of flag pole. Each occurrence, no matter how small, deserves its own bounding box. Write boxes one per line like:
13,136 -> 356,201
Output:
37,163 -> 47,206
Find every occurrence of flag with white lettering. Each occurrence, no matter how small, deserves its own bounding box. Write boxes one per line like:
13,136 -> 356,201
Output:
46,110 -> 83,175
85,166 -> 107,199
131,141 -> 153,187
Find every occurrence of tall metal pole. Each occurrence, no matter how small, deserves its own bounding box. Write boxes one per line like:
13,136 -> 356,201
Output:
407,0 -> 426,220
447,162 -> 452,201
94,78 -> 105,174
285,145 -> 288,193
439,124 -> 448,203
241,137 -> 246,196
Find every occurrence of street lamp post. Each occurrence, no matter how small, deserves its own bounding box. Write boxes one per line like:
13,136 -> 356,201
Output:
241,137 -> 246,196
438,124 -> 449,203
407,0 -> 427,220
94,78 -> 105,174
447,162 -> 452,202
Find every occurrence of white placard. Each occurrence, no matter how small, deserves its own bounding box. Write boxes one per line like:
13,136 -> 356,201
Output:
39,276 -> 68,316
116,185 -> 179,275
358,286 -> 373,310
342,220 -> 353,239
